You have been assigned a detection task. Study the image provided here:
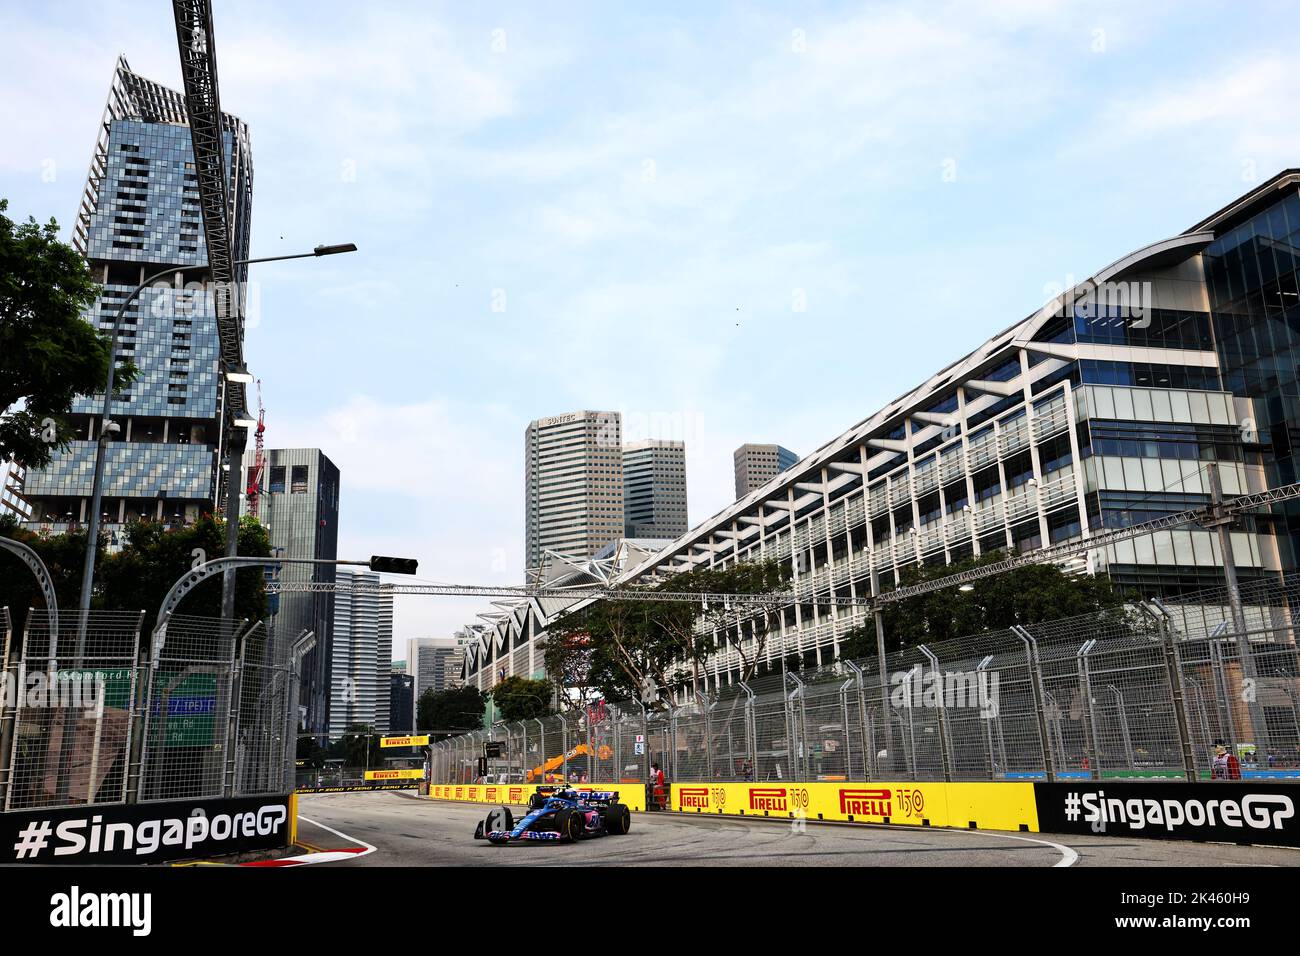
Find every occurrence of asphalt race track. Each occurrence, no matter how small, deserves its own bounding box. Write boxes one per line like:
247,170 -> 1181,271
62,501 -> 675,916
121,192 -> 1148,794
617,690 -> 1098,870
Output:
295,791 -> 1300,867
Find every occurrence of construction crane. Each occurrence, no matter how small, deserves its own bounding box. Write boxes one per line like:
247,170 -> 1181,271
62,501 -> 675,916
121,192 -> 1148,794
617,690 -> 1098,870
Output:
245,380 -> 265,518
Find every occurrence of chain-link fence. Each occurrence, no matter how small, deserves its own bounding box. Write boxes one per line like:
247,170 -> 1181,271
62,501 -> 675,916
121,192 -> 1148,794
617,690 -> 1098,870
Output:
0,606 -> 309,811
430,576 -> 1300,786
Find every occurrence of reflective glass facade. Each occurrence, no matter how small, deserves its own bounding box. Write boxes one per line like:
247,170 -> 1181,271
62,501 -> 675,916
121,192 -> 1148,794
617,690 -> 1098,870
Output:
22,59 -> 252,541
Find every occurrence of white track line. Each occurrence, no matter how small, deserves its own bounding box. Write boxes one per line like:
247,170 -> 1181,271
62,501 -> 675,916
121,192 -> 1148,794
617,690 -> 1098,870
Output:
937,826 -> 1079,867
281,815 -> 378,866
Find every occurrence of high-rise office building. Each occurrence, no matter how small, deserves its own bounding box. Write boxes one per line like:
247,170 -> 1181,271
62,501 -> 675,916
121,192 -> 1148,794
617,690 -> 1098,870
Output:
22,57 -> 252,538
733,443 -> 799,498
623,439 -> 688,539
328,569 -> 393,737
406,637 -> 465,703
248,448 -> 339,734
389,672 -> 415,734
524,410 -> 623,577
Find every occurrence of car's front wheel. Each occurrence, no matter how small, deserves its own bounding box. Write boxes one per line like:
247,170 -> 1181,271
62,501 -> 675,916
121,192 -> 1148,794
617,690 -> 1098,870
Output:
554,808 -> 583,842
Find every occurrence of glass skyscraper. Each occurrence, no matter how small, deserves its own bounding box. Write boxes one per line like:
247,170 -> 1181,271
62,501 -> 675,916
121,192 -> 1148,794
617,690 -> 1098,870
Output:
250,448 -> 340,733
22,56 -> 253,540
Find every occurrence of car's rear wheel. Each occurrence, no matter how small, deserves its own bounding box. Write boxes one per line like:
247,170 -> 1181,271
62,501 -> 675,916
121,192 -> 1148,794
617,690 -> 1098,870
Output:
604,802 -> 631,835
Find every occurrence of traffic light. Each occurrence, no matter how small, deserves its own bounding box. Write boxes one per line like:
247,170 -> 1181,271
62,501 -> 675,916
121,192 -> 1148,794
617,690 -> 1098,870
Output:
369,555 -> 419,575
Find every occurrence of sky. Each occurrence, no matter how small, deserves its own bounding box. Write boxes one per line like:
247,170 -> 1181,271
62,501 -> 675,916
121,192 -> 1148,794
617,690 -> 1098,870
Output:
3,0 -> 1300,654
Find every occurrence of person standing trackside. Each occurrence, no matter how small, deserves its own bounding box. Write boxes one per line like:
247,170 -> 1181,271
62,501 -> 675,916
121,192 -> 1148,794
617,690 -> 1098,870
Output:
649,762 -> 666,810
1212,743 -> 1242,780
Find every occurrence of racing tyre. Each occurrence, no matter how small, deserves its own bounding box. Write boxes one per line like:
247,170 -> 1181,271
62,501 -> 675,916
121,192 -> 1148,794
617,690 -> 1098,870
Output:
604,802 -> 631,835
554,808 -> 583,843
528,792 -> 547,810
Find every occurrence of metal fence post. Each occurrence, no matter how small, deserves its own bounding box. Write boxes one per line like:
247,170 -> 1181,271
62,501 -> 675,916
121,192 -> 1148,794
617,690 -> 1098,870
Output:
124,640 -> 151,804
841,659 -> 871,780
1148,600 -> 1199,782
696,692 -> 716,780
737,681 -> 757,778
1075,639 -> 1100,780
919,645 -> 953,782
976,654 -> 997,780
0,608 -> 12,809
1011,624 -> 1054,782
1107,684 -> 1135,771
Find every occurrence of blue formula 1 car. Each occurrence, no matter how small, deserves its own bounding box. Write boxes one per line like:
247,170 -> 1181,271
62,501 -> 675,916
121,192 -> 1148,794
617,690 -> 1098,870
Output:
473,786 -> 632,845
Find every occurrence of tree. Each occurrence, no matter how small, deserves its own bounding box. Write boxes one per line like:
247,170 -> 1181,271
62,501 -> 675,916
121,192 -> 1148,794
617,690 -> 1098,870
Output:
296,734 -> 327,769
836,551 -> 1127,660
490,675 -> 555,721
0,198 -> 135,469
417,685 -> 486,740
331,724 -> 383,768
0,512 -> 270,653
95,513 -> 272,638
543,557 -> 792,705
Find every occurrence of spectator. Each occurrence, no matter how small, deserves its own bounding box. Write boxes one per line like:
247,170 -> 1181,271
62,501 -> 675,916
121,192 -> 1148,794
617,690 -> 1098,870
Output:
1211,744 -> 1242,780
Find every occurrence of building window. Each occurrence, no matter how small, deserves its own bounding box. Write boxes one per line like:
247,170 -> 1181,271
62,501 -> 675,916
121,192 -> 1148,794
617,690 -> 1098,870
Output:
269,466 -> 285,494
291,465 -> 309,494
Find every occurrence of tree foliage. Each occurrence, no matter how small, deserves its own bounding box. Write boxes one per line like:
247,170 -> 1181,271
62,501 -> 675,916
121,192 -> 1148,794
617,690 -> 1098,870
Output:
330,724 -> 384,768
0,512 -> 271,651
416,685 -> 486,740
544,558 -> 791,707
836,551 -> 1127,660
0,198 -> 135,468
490,675 -> 555,721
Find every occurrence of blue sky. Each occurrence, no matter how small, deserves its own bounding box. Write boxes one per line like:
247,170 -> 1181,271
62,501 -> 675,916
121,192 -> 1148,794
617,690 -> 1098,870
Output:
3,1 -> 1299,648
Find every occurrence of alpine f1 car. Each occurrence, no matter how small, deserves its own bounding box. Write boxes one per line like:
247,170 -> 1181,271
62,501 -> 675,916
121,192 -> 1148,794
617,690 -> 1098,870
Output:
473,786 -> 632,844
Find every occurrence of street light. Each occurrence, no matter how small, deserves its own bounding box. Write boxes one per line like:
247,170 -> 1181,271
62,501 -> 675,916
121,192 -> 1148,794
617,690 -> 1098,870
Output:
77,244 -> 358,641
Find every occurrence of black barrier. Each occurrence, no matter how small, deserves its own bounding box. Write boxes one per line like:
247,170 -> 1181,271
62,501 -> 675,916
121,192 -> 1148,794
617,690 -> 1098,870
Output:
295,784 -> 417,794
1033,782 -> 1300,847
0,794 -> 294,865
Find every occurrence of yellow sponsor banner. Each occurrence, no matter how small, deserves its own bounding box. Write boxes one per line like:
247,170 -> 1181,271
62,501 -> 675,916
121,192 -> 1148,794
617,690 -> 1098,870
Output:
944,782 -> 1039,832
428,782 -> 645,812
365,769 -> 426,781
380,735 -> 430,748
670,781 -> 1037,832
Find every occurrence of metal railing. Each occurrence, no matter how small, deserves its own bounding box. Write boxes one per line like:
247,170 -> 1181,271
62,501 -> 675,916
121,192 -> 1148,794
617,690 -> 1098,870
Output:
430,576 -> 1300,786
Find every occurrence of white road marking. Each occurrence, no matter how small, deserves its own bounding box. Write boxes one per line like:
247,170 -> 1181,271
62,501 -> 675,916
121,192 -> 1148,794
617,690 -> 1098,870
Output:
937,826 -> 1079,867
294,815 -> 378,864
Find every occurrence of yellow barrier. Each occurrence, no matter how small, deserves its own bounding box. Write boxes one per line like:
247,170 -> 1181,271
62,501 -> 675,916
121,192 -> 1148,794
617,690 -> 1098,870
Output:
670,781 -> 1038,832
429,782 -> 645,812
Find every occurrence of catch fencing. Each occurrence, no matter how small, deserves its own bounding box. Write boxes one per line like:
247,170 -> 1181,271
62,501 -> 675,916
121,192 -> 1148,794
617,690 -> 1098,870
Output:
0,605 -> 309,811
430,576 -> 1300,786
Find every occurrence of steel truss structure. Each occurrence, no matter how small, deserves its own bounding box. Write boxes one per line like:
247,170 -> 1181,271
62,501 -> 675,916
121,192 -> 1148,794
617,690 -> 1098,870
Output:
259,481 -> 1300,611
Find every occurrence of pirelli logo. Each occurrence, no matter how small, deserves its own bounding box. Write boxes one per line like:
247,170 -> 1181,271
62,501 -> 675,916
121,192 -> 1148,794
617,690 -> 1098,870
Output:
840,788 -> 892,817
508,787 -> 523,803
680,787 -> 710,809
749,788 -> 788,812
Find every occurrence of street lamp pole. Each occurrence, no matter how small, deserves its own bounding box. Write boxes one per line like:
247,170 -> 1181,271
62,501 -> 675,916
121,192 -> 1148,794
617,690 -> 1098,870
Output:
76,245 -> 357,647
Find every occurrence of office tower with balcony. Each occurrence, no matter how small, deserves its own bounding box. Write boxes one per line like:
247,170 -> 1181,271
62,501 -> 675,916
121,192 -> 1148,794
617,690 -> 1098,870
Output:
249,447 -> 339,733
328,569 -> 393,737
21,57 -> 253,542
623,439 -> 688,539
733,443 -> 799,499
524,410 -> 624,577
